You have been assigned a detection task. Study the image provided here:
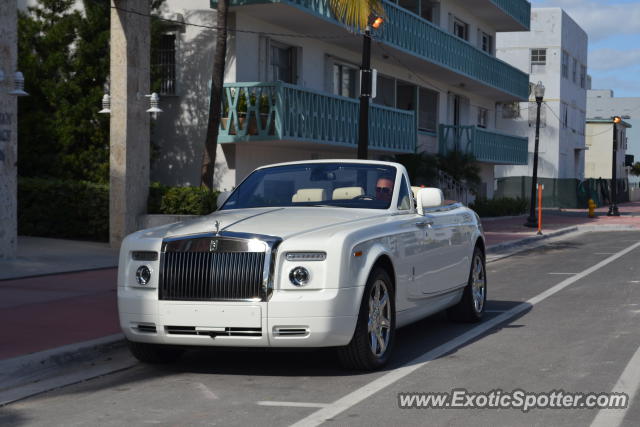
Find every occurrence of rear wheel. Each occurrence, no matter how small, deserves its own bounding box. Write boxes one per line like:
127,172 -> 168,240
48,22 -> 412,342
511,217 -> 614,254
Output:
338,267 -> 396,370
126,340 -> 184,364
447,246 -> 486,322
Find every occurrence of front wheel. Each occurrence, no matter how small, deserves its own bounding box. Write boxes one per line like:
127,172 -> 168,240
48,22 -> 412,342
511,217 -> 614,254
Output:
447,247 -> 486,322
126,340 -> 184,364
338,268 -> 396,370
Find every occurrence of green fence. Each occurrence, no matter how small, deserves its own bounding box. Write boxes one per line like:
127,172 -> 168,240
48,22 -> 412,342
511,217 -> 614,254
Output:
438,125 -> 528,165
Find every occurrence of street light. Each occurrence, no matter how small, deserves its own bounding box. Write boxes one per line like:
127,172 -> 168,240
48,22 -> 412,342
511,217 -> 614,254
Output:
608,116 -> 622,216
357,15 -> 384,160
525,81 -> 545,227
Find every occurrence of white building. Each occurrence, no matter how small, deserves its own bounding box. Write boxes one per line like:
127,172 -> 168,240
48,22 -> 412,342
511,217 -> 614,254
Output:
151,0 -> 532,198
584,118 -> 630,180
494,8 -> 588,202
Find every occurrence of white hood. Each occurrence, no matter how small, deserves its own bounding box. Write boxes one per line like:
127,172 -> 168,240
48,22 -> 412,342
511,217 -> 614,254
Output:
136,207 -> 388,241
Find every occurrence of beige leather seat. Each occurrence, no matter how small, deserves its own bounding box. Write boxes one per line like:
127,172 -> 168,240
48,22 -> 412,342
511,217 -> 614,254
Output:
291,188 -> 327,203
332,186 -> 364,200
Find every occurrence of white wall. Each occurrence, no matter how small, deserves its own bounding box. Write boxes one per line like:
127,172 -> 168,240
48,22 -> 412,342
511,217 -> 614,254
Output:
495,8 -> 587,181
585,122 -> 628,180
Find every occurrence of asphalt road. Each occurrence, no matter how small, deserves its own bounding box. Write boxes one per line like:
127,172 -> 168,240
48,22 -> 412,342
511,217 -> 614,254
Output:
2,231 -> 640,427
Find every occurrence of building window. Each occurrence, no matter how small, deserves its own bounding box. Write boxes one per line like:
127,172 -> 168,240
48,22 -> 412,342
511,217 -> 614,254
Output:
270,43 -> 297,84
373,75 -> 396,107
332,62 -> 357,98
481,32 -> 493,54
418,88 -> 438,132
572,58 -> 578,83
477,107 -> 488,128
562,51 -> 569,79
502,101 -> 521,119
530,48 -> 546,73
421,1 -> 439,24
580,65 -> 587,89
152,34 -> 176,95
453,18 -> 468,41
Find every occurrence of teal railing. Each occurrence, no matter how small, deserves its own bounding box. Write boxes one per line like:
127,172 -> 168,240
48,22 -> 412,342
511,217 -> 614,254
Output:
219,82 -> 416,153
490,0 -> 531,30
212,0 -> 529,100
438,124 -> 528,165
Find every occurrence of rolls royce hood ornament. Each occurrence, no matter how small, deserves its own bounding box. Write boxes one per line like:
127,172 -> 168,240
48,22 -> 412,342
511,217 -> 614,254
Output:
214,220 -> 221,235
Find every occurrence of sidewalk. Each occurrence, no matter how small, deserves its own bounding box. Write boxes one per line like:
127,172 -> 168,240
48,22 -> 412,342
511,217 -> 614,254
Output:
2,203 -> 640,362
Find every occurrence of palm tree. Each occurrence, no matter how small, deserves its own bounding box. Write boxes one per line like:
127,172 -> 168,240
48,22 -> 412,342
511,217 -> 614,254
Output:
200,0 -> 384,188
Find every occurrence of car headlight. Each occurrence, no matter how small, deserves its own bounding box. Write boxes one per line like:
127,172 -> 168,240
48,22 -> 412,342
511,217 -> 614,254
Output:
289,266 -> 310,287
136,265 -> 152,285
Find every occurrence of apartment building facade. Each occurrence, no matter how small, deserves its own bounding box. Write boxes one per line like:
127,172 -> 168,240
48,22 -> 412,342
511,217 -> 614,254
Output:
152,0 -> 531,198
493,8 -> 587,205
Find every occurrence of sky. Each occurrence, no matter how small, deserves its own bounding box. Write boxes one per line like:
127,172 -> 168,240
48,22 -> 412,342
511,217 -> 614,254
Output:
532,0 -> 640,97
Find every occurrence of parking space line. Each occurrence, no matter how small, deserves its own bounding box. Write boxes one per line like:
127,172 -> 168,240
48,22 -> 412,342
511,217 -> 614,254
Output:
257,401 -> 329,408
590,342 -> 640,427
290,240 -> 640,427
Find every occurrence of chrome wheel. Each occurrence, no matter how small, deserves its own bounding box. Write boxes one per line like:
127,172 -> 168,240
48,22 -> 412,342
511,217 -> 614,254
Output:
471,255 -> 486,313
368,279 -> 391,357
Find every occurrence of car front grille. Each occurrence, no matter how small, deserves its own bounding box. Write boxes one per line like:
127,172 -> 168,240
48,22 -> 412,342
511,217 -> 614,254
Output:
159,250 -> 266,301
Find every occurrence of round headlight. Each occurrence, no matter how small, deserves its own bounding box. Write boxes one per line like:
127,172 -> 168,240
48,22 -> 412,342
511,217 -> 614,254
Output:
136,265 -> 151,285
289,266 -> 310,287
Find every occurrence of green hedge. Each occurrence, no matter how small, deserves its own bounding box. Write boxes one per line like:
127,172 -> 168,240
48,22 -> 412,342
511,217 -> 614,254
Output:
469,197 -> 528,218
148,182 -> 219,215
18,178 -> 220,242
18,177 -> 110,241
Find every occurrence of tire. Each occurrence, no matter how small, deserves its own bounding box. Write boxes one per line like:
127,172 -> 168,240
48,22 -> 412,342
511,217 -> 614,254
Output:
338,267 -> 396,370
447,246 -> 487,323
126,340 -> 184,364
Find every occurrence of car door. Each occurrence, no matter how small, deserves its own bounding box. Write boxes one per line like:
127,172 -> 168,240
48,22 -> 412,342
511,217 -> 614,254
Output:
420,205 -> 472,295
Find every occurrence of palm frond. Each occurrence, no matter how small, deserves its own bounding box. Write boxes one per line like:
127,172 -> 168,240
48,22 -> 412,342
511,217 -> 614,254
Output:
328,0 -> 385,32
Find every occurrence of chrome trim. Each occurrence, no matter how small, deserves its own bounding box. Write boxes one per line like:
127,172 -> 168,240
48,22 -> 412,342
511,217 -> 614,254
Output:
159,231 -> 282,302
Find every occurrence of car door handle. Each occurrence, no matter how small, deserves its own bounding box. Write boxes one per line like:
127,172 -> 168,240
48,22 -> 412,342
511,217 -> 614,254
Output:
415,220 -> 433,228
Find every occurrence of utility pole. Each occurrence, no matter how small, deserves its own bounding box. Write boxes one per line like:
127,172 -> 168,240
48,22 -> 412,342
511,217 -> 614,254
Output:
357,16 -> 383,160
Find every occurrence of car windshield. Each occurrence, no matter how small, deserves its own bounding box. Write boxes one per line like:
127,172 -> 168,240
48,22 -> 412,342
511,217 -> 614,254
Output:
221,163 -> 398,210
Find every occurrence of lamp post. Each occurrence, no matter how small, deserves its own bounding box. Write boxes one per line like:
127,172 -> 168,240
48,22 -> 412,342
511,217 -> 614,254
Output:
525,81 -> 545,227
608,116 -> 622,216
357,16 -> 383,160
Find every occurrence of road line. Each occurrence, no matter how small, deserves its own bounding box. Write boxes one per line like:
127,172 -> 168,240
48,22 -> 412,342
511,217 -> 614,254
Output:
257,401 -> 329,408
290,240 -> 640,427
590,342 -> 640,427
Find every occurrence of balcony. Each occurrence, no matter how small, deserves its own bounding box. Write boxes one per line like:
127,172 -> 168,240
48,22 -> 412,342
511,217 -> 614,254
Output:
438,125 -> 528,165
212,0 -> 529,101
468,0 -> 531,31
219,82 -> 416,153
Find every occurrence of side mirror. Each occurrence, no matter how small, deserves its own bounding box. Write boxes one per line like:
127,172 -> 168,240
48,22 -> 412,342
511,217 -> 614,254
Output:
217,191 -> 231,209
416,188 -> 444,215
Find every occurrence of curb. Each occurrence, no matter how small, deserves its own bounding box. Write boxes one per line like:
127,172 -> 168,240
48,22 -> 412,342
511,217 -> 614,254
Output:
0,334 -> 131,406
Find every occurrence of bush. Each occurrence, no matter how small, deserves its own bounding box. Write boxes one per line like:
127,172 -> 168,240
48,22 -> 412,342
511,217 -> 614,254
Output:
469,197 -> 528,218
18,177 -> 109,241
149,184 -> 219,215
18,179 -> 220,242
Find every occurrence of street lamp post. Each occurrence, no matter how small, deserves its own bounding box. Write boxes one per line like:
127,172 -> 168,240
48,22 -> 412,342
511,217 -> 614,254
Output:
525,81 -> 545,228
608,116 -> 622,216
357,16 -> 383,160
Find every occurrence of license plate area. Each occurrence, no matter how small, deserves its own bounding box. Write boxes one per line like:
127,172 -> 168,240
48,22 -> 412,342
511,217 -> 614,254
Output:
160,304 -> 262,328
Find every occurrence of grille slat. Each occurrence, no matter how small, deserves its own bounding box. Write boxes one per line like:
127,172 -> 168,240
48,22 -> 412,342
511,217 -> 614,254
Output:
160,249 -> 266,301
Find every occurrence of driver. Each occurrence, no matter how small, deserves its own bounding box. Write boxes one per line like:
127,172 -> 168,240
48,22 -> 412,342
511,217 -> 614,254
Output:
375,176 -> 394,202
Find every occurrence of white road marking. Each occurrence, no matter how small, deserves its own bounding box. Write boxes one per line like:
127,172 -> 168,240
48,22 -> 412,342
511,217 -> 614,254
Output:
630,281 -> 640,284
548,272 -> 578,275
590,342 -> 640,427
195,383 -> 218,400
258,401 -> 329,408
290,240 -> 640,427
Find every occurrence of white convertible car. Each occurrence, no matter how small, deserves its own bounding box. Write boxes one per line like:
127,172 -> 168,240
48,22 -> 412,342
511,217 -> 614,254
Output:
118,160 -> 486,370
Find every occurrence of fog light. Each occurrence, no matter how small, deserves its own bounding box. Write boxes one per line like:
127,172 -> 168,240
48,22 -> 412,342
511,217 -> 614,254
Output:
136,265 -> 151,285
289,266 -> 310,287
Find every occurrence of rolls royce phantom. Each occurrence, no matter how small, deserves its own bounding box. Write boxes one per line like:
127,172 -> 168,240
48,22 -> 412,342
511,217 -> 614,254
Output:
117,160 -> 486,370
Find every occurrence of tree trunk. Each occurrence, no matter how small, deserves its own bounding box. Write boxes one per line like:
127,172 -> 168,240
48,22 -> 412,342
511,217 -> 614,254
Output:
200,0 -> 228,189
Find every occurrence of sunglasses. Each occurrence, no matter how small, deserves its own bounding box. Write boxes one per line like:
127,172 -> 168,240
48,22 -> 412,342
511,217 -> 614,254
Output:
376,187 -> 392,194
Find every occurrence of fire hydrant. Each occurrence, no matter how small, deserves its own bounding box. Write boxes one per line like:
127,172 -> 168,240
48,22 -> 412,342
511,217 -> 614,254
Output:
588,199 -> 596,218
